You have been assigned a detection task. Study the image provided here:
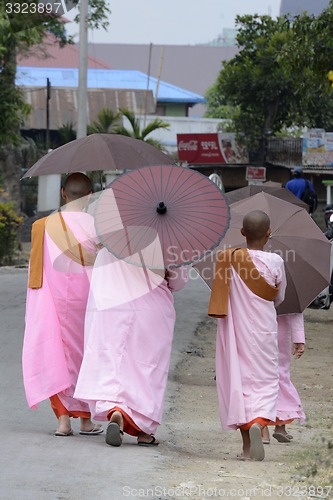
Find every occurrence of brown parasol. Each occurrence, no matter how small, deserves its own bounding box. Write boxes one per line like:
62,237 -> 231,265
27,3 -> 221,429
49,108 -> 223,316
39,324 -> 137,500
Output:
225,184 -> 309,211
21,134 -> 175,178
193,192 -> 331,314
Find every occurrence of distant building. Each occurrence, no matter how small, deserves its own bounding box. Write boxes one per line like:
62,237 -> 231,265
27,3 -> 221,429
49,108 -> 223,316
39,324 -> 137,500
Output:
17,33 -> 110,69
16,67 -> 205,125
280,0 -> 330,17
84,44 -> 239,118
205,28 -> 238,47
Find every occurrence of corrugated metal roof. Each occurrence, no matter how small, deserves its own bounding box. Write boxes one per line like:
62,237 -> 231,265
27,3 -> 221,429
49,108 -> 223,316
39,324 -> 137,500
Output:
21,87 -> 155,130
17,34 -> 110,69
16,67 -> 205,104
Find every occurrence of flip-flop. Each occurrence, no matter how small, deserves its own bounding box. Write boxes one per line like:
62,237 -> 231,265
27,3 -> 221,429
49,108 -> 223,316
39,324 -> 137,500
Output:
137,436 -> 159,447
286,432 -> 294,440
262,439 -> 270,445
272,432 -> 291,443
79,424 -> 103,436
249,424 -> 265,461
55,429 -> 73,437
105,422 -> 123,446
236,453 -> 251,461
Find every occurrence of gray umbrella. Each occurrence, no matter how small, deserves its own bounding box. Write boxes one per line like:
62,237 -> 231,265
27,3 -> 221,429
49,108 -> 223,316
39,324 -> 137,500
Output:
194,192 -> 331,314
226,184 -> 309,211
22,134 -> 175,178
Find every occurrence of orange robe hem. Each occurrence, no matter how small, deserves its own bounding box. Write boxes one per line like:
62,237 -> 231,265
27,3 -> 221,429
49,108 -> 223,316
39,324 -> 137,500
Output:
50,394 -> 91,419
239,417 -> 294,431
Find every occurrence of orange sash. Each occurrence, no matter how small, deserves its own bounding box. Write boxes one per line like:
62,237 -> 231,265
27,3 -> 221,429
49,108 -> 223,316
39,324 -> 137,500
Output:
208,248 -> 279,318
28,217 -> 48,289
28,212 -> 96,289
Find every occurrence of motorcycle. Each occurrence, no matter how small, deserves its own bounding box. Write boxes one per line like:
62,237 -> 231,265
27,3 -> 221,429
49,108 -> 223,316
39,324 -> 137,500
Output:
308,213 -> 333,310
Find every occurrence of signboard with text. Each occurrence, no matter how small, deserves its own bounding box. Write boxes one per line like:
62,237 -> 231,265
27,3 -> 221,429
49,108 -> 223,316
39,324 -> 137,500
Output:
246,166 -> 266,181
177,133 -> 249,165
302,129 -> 333,166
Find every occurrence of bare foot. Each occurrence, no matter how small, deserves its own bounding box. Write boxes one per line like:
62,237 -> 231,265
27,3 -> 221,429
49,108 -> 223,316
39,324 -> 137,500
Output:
110,411 -> 123,430
261,426 -> 270,444
55,415 -> 72,436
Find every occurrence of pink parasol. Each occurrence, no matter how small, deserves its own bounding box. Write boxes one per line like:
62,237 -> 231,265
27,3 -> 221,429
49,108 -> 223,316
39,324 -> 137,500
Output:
94,165 -> 230,269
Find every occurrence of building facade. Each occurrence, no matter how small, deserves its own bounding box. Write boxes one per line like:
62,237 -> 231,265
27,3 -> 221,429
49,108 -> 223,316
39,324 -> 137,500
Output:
280,0 -> 330,17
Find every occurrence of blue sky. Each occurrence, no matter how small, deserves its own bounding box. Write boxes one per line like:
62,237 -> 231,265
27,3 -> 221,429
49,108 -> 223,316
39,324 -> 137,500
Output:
65,0 -> 281,45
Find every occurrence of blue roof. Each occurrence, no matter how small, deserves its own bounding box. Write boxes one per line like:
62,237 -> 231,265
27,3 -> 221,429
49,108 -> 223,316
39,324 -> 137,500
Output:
16,67 -> 205,104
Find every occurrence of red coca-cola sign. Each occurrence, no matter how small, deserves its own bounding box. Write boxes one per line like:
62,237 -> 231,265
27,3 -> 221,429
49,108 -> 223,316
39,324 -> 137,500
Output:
177,133 -> 249,165
177,133 -> 224,164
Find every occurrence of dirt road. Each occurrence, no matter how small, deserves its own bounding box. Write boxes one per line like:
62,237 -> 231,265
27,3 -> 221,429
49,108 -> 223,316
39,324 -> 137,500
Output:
160,307 -> 333,500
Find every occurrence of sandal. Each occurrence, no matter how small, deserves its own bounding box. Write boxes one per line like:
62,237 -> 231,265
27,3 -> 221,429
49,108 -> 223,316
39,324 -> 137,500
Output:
249,423 -> 265,461
236,453 -> 251,461
137,435 -> 159,447
105,421 -> 123,446
272,431 -> 291,443
79,423 -> 103,435
55,429 -> 73,437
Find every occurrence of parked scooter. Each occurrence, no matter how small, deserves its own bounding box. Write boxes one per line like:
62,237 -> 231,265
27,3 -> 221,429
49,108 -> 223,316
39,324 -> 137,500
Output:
308,214 -> 333,309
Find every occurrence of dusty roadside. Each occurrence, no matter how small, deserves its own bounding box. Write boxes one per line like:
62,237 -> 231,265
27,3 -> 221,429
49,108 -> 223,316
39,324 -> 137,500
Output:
7,244 -> 333,499
160,307 -> 333,500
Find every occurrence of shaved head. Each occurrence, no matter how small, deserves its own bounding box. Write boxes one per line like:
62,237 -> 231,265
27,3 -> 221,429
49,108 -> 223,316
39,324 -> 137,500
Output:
242,210 -> 270,241
63,173 -> 92,201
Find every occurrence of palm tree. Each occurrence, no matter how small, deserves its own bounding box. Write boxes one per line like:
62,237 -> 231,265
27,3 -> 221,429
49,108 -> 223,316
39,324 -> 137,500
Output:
115,108 -> 169,150
87,108 -> 120,135
58,122 -> 76,145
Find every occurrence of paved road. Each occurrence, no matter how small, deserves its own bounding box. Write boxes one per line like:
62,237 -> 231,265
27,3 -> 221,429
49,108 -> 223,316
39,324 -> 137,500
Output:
0,267 -> 209,500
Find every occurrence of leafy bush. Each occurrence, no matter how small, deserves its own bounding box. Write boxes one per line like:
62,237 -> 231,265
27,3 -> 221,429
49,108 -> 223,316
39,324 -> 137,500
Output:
0,189 -> 23,265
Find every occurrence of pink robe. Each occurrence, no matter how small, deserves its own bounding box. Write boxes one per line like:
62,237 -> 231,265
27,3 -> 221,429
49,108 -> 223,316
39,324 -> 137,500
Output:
22,211 -> 97,411
276,314 -> 306,423
74,248 -> 188,434
215,250 -> 286,430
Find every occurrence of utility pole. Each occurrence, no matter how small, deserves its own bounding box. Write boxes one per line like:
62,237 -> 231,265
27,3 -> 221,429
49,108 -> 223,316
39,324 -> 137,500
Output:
143,43 -> 153,128
46,77 -> 51,149
76,0 -> 89,139
155,46 -> 165,110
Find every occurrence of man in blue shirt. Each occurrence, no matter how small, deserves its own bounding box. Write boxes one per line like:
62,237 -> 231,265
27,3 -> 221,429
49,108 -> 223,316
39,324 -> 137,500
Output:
286,166 -> 317,213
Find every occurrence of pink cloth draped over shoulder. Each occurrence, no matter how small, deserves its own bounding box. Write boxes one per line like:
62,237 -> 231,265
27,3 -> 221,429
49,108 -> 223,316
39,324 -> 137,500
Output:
276,313 -> 306,424
74,248 -> 188,435
214,250 -> 286,430
22,211 -> 97,410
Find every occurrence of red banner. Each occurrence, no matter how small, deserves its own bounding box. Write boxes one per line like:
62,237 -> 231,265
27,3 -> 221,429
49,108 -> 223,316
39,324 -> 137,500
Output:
177,133 -> 224,164
177,133 -> 249,165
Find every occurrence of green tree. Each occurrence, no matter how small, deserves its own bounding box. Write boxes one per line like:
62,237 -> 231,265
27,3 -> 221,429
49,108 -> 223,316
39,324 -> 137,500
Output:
0,0 -> 110,208
58,122 -> 77,145
206,14 -> 297,161
206,3 -> 333,160
115,108 -> 170,150
87,108 -> 120,134
285,6 -> 333,131
204,82 -> 235,121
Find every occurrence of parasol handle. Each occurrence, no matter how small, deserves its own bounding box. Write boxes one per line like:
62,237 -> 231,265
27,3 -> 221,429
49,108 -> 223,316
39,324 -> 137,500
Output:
156,201 -> 167,214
